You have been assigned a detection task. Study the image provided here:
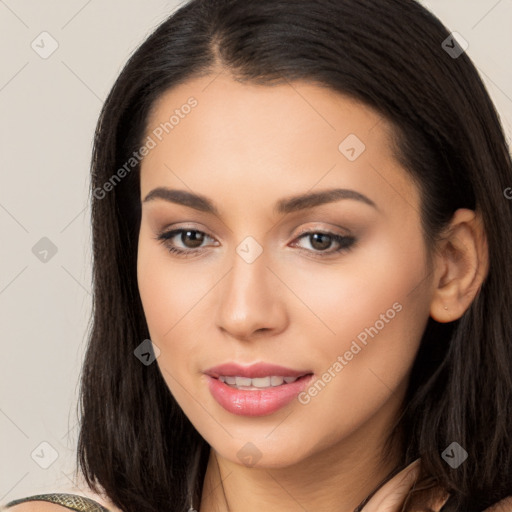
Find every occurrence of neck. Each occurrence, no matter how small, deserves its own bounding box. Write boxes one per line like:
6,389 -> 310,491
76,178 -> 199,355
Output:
198,397 -> 404,512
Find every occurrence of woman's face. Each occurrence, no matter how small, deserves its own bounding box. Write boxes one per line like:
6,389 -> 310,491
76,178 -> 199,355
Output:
137,74 -> 435,468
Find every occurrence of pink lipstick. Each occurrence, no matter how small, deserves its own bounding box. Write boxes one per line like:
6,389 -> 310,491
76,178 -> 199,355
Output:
204,362 -> 314,416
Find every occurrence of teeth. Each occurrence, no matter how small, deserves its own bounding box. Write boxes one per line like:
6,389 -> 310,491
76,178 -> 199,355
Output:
270,376 -> 284,386
218,375 -> 301,388
250,377 -> 271,388
235,376 -> 252,387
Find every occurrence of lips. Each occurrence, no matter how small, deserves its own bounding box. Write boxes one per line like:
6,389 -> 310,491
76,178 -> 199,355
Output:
204,362 -> 312,379
204,362 -> 315,416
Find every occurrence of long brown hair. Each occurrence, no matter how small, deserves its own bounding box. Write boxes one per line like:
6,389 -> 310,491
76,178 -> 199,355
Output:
77,1 -> 512,510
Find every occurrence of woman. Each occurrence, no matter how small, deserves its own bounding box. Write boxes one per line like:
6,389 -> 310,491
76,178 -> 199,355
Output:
4,0 -> 512,511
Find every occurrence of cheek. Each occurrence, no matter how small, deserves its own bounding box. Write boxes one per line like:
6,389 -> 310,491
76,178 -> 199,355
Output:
137,256 -> 174,340
137,224 -> 200,338
137,226 -> 219,389
285,226 -> 428,339
281,225 -> 430,391
288,227 -> 429,424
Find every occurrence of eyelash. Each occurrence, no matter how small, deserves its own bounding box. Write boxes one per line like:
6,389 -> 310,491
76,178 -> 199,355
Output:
155,228 -> 357,259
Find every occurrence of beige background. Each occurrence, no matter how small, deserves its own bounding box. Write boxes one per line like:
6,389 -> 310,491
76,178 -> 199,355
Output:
1,0 -> 511,504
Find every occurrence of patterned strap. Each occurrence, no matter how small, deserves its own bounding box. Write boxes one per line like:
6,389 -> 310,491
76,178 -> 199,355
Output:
4,493 -> 110,512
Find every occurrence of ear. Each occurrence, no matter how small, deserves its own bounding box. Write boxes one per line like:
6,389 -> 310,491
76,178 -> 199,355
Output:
429,208 -> 489,323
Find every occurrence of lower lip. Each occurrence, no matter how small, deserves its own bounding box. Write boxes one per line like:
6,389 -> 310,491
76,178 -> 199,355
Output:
206,374 -> 315,416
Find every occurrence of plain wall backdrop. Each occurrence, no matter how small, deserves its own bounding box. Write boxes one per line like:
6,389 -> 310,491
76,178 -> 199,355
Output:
1,0 -> 511,504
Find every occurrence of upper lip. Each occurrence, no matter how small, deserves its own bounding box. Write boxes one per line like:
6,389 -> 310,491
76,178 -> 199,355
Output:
204,362 -> 313,379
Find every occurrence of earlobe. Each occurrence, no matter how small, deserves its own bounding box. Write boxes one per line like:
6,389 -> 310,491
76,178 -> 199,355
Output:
429,208 -> 489,323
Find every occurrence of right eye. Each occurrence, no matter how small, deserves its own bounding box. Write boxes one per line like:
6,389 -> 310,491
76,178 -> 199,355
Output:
155,228 -> 219,257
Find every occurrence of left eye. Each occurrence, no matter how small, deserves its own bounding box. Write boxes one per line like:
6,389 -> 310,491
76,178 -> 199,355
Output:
155,229 -> 356,257
291,231 -> 356,255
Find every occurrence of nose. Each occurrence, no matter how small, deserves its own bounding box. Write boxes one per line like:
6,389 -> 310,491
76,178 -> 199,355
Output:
215,248 -> 289,341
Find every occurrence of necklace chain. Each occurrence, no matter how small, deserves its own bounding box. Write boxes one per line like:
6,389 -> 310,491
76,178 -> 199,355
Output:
190,454 -> 408,511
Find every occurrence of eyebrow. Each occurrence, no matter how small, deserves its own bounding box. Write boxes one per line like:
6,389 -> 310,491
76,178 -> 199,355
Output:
142,187 -> 378,215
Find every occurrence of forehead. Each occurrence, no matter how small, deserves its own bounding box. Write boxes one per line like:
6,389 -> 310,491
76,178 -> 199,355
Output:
144,73 -> 388,152
140,74 -> 419,217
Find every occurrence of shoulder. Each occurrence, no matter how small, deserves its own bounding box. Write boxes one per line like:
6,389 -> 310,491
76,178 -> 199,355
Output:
2,502 -> 65,511
483,495 -> 512,511
1,490 -> 122,512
